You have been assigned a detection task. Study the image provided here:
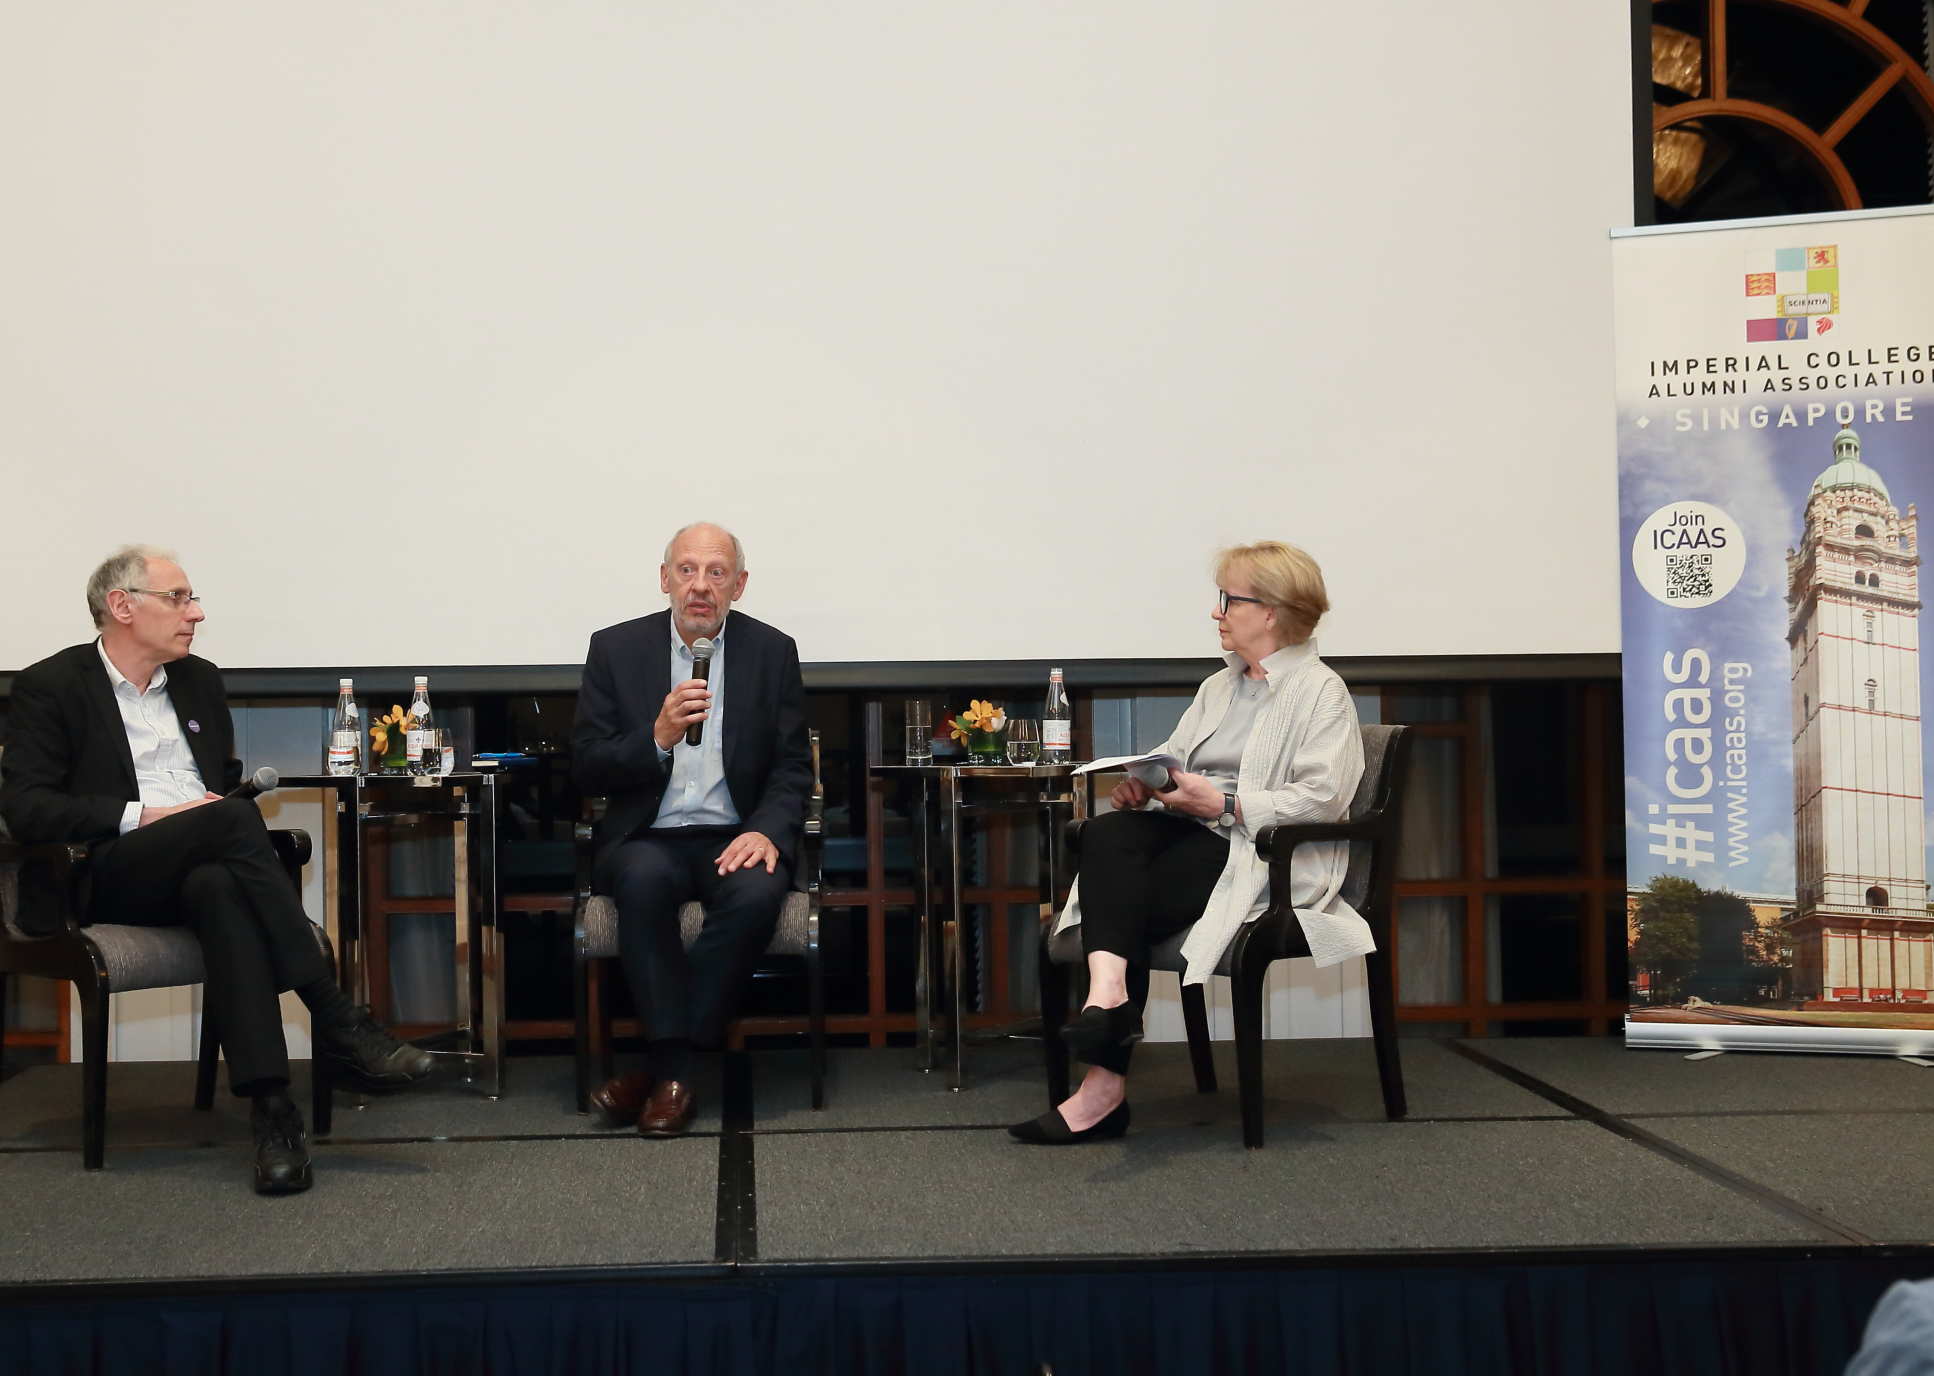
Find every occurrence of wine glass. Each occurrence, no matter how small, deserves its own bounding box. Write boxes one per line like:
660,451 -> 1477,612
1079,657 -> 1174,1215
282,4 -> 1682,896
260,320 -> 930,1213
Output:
1005,719 -> 1041,765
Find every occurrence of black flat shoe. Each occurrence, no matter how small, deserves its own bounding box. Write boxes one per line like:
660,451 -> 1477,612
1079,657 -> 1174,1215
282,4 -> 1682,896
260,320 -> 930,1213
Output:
1007,1101 -> 1130,1145
1062,1002 -> 1143,1061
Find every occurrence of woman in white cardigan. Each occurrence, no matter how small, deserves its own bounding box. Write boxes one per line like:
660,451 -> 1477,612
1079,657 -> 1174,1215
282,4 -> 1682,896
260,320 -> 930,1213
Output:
1009,541 -> 1366,1145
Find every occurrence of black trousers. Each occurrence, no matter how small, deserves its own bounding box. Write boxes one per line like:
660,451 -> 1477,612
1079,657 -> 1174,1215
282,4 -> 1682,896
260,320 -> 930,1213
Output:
596,826 -> 792,1055
87,797 -> 331,1096
1075,809 -> 1228,1074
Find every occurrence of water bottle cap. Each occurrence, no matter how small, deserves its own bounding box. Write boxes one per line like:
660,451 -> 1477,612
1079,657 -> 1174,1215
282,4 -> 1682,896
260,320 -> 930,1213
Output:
414,676 -> 429,686
1049,667 -> 1063,678
339,678 -> 353,689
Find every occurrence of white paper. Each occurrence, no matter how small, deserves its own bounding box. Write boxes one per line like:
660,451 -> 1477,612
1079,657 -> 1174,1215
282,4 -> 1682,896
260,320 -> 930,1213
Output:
1072,751 -> 1184,784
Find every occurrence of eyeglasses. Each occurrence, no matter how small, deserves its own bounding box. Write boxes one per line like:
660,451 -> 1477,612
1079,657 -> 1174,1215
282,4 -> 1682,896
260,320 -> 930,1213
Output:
1216,589 -> 1267,615
124,588 -> 203,609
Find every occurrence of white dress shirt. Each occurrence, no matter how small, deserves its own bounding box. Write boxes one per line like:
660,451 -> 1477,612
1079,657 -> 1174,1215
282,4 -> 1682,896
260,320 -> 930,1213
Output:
97,639 -> 208,834
652,617 -> 740,830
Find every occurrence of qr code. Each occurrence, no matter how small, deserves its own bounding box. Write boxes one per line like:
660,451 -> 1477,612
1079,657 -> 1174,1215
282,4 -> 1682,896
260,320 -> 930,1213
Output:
1665,551 -> 1714,600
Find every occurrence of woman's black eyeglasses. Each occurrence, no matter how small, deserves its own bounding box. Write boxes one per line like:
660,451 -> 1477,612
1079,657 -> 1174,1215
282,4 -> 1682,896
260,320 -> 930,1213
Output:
1216,590 -> 1266,615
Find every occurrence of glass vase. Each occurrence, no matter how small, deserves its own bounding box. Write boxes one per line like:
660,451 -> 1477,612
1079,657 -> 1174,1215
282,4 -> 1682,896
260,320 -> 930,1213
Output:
966,728 -> 1005,762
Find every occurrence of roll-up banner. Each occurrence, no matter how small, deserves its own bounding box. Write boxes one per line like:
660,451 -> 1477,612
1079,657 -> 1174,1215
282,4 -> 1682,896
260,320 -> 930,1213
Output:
1616,206 -> 1934,1055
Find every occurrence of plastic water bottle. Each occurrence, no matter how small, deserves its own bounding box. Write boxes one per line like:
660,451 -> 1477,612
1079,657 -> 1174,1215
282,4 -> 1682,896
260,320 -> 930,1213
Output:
405,676 -> 435,774
1042,666 -> 1072,763
327,678 -> 361,776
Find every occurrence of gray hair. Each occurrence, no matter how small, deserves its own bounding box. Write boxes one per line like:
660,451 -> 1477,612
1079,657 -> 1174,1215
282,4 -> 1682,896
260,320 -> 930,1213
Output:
662,522 -> 745,573
86,544 -> 176,628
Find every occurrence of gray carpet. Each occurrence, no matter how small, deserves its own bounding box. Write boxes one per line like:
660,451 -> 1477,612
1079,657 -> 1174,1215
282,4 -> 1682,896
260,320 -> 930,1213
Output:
0,1037 -> 1914,1285
0,1054 -> 722,1149
753,1038 -> 1564,1131
1642,1113 -> 1934,1243
1468,1037 -> 1934,1117
753,1118 -> 1830,1261
0,1136 -> 717,1283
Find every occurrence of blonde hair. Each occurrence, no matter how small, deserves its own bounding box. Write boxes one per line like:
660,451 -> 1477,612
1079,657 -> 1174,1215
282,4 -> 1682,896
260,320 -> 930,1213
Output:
1215,541 -> 1329,644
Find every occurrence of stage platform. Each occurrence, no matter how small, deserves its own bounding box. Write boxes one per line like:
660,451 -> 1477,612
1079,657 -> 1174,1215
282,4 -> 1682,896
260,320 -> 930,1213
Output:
2,1036 -> 1932,1373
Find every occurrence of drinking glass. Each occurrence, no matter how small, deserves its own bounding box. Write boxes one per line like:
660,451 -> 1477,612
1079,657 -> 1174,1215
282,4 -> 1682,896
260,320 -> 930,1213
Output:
434,728 -> 455,776
1005,719 -> 1041,766
904,700 -> 933,765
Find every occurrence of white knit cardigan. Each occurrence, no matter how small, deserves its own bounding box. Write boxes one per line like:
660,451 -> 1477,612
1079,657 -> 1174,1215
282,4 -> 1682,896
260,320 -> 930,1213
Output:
1051,639 -> 1369,986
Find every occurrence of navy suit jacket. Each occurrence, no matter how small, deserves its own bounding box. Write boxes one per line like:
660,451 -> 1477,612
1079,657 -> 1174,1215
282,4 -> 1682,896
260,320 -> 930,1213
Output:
571,610 -> 812,871
1,642 -> 242,848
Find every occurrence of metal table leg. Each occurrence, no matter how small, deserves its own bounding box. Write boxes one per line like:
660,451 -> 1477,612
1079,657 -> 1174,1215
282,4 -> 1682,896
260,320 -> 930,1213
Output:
944,769 -> 964,1092
916,775 -> 938,1072
338,780 -> 365,1006
475,778 -> 503,1098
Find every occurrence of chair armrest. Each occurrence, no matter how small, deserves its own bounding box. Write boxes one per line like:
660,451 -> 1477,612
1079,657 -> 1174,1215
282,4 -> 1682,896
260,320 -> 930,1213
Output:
799,730 -> 823,896
0,840 -> 92,937
1254,814 -> 1379,862
1253,813 -> 1385,926
574,797 -> 608,907
267,828 -> 312,888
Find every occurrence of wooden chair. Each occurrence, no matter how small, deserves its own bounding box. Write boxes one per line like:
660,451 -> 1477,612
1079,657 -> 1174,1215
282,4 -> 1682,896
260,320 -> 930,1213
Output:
572,729 -> 826,1110
0,830 -> 335,1167
1039,723 -> 1412,1148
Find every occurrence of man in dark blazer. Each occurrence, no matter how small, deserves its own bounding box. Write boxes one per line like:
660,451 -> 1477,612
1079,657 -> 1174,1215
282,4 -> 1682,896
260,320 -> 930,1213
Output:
0,545 -> 435,1194
574,522 -> 812,1136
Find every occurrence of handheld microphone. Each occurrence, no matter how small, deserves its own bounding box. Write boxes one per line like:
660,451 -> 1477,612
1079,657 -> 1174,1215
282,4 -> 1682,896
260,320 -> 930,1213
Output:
686,637 -> 716,747
227,766 -> 279,801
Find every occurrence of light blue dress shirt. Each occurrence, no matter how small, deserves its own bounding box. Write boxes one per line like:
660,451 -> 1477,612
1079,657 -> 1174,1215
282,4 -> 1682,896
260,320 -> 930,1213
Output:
98,639 -> 207,834
652,616 -> 740,830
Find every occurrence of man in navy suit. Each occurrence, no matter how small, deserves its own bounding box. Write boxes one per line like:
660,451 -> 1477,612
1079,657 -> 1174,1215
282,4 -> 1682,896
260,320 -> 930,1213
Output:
0,545 -> 435,1194
574,522 -> 812,1137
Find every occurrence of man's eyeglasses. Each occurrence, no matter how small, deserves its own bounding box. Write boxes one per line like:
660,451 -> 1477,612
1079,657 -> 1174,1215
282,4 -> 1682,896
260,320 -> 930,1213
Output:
124,588 -> 203,609
1216,589 -> 1267,615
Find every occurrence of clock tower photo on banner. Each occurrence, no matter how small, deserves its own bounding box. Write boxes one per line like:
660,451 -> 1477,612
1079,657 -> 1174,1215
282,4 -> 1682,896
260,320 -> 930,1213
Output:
1614,206 -> 1934,1055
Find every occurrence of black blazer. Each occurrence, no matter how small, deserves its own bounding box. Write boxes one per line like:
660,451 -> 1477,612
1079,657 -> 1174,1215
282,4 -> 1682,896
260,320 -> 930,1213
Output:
572,610 -> 813,870
0,641 -> 243,846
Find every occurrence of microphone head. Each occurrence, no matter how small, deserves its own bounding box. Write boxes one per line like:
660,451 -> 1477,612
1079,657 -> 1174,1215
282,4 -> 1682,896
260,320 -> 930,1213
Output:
253,766 -> 279,792
691,636 -> 716,662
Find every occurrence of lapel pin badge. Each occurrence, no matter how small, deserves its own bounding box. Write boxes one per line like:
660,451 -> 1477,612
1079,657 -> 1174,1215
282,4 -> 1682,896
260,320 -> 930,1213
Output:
187,720 -> 201,733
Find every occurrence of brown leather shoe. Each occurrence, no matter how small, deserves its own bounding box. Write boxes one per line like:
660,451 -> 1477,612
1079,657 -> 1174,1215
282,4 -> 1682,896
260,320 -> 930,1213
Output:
638,1079 -> 695,1137
588,1071 -> 655,1129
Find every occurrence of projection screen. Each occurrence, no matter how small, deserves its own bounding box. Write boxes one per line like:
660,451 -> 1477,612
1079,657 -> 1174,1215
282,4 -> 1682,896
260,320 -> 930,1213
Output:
0,2 -> 1633,670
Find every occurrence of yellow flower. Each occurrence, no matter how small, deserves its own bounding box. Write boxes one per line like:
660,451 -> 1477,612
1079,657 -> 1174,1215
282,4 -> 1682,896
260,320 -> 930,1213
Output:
370,705 -> 409,754
949,699 -> 1006,741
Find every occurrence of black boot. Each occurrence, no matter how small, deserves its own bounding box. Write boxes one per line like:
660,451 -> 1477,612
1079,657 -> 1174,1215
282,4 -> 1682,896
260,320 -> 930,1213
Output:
251,1095 -> 313,1195
315,1006 -> 437,1091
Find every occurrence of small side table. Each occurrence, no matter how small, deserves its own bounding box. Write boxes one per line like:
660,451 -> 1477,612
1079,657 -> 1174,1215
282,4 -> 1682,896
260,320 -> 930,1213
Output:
283,771 -> 507,1097
869,763 -> 1093,1090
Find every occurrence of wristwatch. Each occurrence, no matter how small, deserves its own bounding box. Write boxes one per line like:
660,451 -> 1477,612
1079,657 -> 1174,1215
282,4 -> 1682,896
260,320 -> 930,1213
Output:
1217,792 -> 1238,827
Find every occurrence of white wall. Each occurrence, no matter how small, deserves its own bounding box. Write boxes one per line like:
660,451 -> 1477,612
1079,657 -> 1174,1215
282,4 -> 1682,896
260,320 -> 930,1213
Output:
2,1 -> 1633,671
